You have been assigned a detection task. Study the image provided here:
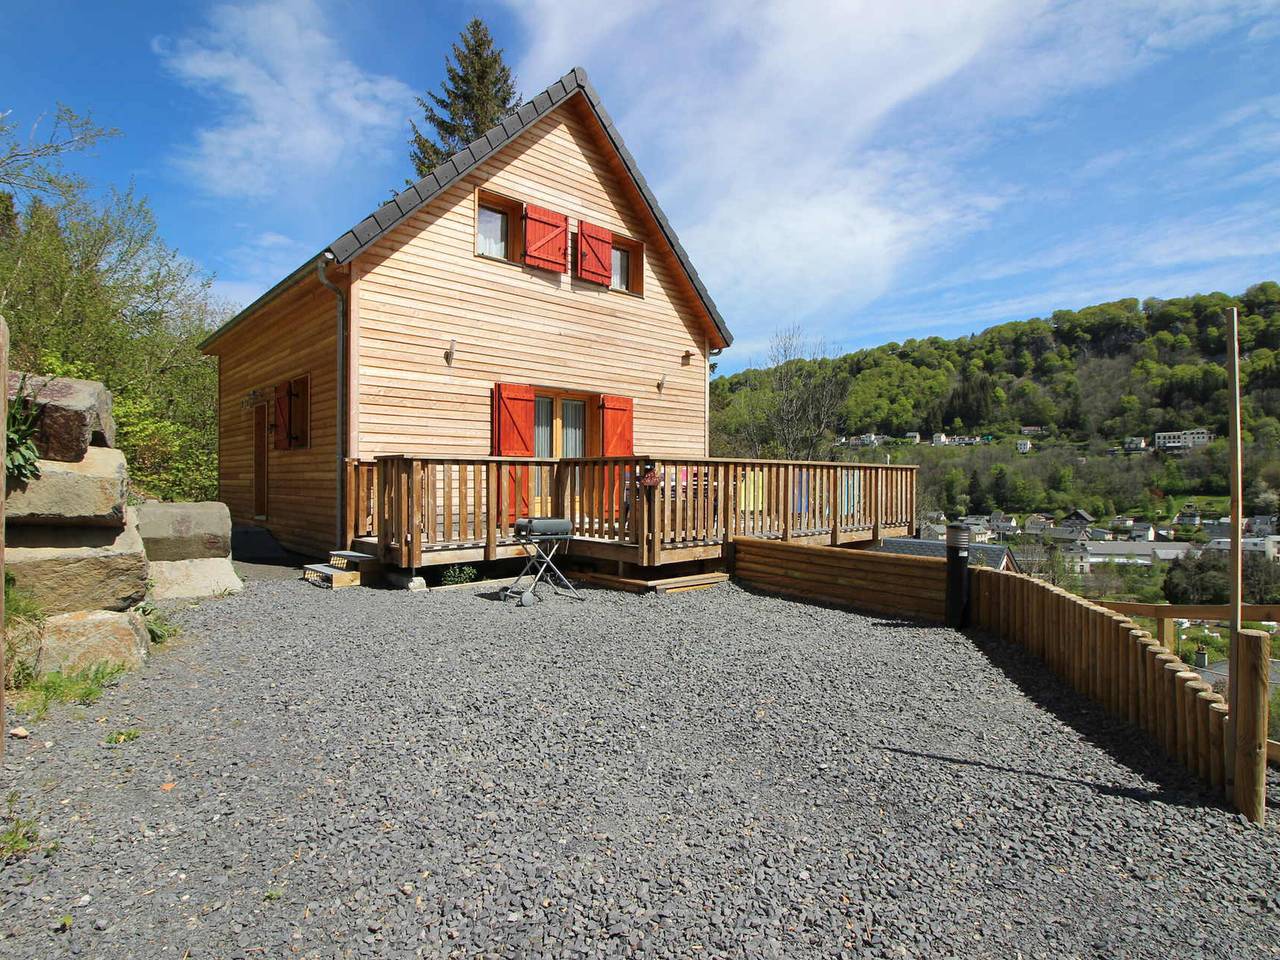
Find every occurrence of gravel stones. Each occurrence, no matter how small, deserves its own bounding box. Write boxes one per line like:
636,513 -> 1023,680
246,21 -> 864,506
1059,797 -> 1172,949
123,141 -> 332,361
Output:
0,579 -> 1277,958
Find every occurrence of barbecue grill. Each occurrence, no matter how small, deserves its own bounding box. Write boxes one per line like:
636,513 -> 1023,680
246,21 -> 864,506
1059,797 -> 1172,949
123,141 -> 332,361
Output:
500,517 -> 583,605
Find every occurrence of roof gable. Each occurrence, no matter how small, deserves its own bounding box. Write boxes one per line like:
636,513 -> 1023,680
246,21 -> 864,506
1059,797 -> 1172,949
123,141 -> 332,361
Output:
329,67 -> 730,348
202,67 -> 730,352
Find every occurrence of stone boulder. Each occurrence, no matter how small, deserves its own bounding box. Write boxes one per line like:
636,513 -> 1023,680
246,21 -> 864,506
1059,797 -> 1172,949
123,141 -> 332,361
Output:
136,501 -> 232,560
8,371 -> 115,462
38,609 -> 149,675
5,447 -> 128,527
148,557 -> 243,600
7,508 -> 148,615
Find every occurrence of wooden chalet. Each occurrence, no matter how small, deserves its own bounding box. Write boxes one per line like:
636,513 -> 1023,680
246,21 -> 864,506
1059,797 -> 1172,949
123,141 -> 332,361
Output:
201,68 -> 916,580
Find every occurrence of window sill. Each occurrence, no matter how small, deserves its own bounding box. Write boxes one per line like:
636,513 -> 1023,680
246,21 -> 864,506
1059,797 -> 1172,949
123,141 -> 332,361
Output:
475,251 -> 523,268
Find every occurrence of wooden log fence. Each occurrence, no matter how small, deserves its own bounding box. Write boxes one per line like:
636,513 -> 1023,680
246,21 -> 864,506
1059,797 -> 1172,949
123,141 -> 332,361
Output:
971,567 -> 1270,821
732,537 -> 946,622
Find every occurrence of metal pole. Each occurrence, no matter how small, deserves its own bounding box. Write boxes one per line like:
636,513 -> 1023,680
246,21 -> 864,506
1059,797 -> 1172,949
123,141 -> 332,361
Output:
1225,305 -> 1243,776
945,523 -> 970,629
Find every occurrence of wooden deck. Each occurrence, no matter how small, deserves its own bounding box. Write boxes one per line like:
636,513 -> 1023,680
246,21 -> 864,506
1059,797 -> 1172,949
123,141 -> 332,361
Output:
346,456 -> 916,570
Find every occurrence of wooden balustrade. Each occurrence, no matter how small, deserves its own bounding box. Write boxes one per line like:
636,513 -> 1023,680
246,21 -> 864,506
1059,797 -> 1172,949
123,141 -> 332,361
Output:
345,455 -> 917,569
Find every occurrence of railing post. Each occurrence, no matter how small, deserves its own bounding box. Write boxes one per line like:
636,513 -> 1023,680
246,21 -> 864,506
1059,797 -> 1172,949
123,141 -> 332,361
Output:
485,461 -> 498,561
782,464 -> 794,541
945,524 -> 970,629
828,467 -> 840,546
376,458 -> 389,563
1157,616 -> 1176,659
871,467 -> 882,543
648,462 -> 662,566
1233,628 -> 1270,823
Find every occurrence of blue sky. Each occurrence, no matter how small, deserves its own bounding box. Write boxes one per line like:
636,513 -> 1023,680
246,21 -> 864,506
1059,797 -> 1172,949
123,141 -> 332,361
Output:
4,1 -> 1279,371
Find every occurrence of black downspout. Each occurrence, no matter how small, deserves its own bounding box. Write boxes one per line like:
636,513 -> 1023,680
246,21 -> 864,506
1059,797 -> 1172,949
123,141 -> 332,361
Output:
315,254 -> 347,550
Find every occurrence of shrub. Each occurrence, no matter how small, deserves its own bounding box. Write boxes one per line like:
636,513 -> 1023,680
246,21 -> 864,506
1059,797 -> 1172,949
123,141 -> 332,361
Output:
440,564 -> 478,586
4,374 -> 41,486
4,572 -> 43,690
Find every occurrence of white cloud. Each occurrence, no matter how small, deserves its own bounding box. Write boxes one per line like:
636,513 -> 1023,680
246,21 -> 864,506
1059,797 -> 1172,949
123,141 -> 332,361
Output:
155,0 -> 413,198
500,0 -> 1275,351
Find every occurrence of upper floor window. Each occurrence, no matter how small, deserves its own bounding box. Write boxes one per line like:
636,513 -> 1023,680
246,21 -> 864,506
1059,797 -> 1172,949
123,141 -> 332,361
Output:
610,235 -> 644,296
475,190 -> 523,264
477,205 -> 508,259
611,246 -> 631,292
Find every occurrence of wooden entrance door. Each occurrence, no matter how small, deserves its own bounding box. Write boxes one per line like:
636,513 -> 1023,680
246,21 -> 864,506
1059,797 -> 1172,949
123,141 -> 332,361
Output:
253,403 -> 268,518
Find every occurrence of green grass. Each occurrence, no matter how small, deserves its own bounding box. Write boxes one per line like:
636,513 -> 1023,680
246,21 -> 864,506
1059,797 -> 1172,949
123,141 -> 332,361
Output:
263,888 -> 284,902
3,572 -> 43,626
135,601 -> 180,645
15,663 -> 126,720
0,792 -> 44,863
105,728 -> 140,745
1270,686 -> 1280,742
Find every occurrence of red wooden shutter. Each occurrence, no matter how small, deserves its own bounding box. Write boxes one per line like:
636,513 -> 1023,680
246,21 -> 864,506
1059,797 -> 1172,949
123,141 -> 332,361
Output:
492,383 -> 534,520
577,221 -> 612,285
492,383 -> 535,455
523,205 -> 568,272
273,382 -> 291,450
600,395 -> 634,456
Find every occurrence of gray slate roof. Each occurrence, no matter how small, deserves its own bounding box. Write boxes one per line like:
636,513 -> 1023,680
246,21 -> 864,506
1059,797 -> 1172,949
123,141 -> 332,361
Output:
204,67 -> 730,350
871,537 -> 1015,570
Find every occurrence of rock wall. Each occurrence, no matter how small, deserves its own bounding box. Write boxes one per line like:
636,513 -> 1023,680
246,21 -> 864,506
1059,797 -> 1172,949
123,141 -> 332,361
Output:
5,372 -> 238,679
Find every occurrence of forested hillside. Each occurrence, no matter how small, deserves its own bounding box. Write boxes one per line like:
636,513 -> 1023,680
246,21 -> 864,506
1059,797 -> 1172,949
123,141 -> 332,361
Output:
711,284 -> 1280,519
0,109 -> 224,501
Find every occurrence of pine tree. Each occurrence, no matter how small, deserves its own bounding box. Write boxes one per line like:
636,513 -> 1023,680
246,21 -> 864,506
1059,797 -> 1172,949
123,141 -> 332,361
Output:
408,19 -> 520,179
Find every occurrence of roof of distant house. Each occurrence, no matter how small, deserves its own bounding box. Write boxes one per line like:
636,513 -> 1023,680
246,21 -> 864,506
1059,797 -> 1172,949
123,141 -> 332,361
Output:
873,538 -> 1015,570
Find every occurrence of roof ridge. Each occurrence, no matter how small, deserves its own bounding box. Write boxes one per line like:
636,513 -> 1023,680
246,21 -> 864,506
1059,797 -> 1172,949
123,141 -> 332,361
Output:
325,66 -> 731,347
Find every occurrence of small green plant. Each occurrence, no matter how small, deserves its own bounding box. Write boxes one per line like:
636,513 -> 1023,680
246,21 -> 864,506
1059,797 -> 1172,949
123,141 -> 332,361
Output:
105,728 -> 140,745
263,888 -> 284,902
5,375 -> 43,486
4,571 -> 43,626
440,564 -> 479,586
135,601 -> 179,644
55,915 -> 72,933
0,792 -> 44,863
15,663 -> 126,720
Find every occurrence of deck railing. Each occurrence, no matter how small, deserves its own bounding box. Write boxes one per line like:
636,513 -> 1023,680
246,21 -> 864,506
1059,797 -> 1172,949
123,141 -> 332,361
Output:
345,455 -> 916,568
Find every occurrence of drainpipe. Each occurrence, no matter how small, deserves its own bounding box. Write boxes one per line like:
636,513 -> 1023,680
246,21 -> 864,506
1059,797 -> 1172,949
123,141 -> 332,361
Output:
315,253 -> 347,549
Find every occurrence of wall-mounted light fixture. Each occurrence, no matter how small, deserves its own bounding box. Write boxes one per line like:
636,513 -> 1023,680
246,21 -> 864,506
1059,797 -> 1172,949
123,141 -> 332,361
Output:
657,373 -> 667,392
681,350 -> 694,366
444,339 -> 457,365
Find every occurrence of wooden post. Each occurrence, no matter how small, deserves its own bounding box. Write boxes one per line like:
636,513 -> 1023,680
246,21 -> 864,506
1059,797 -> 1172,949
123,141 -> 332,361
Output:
1225,305 -> 1243,767
1146,645 -> 1169,738
828,467 -> 839,546
1195,689 -> 1216,782
485,461 -> 498,561
1209,700 -> 1229,798
1162,659 -> 1184,757
1174,670 -> 1198,767
1233,628 -> 1269,823
1184,679 -> 1210,776
1157,617 -> 1176,661
870,468 -> 882,543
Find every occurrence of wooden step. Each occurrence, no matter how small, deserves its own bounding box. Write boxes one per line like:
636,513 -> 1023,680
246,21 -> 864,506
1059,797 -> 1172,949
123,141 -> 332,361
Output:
303,563 -> 361,589
328,550 -> 378,571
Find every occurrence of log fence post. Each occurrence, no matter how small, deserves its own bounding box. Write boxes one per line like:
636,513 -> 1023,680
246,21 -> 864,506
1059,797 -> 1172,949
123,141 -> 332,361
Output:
1233,628 -> 1270,824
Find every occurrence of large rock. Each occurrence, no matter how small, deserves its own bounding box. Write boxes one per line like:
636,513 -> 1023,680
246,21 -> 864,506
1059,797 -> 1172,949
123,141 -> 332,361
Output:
148,557 -> 243,600
8,371 -> 115,462
38,609 -> 149,675
7,509 -> 148,615
5,447 -> 128,527
136,501 -> 232,560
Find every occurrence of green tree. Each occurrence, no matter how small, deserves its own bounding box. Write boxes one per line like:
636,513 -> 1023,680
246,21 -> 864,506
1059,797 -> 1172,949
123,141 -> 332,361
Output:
408,18 -> 520,178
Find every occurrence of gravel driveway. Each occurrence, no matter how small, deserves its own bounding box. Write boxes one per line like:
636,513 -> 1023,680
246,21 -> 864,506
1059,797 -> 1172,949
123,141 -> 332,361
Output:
1,578 -> 1278,959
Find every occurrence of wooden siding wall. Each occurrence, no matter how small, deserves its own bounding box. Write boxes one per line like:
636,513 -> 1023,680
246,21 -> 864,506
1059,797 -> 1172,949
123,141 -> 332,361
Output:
732,538 -> 947,622
352,96 -> 713,461
209,274 -> 340,557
